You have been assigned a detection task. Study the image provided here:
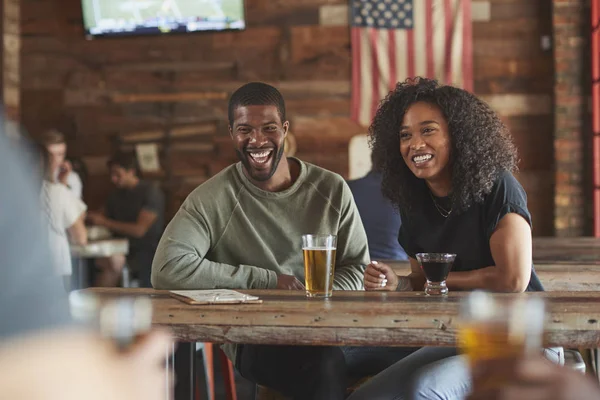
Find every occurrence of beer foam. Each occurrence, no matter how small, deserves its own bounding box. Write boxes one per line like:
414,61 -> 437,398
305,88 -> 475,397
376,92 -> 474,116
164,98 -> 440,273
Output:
302,246 -> 336,250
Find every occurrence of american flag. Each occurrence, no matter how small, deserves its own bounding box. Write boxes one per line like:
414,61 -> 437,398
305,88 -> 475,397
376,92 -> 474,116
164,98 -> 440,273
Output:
351,0 -> 473,127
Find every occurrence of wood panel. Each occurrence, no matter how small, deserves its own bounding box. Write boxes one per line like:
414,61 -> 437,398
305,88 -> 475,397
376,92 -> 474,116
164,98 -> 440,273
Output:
20,0 -> 556,233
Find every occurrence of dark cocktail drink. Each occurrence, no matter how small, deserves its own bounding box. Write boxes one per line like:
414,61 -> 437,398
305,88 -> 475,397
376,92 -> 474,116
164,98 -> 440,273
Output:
416,253 -> 456,295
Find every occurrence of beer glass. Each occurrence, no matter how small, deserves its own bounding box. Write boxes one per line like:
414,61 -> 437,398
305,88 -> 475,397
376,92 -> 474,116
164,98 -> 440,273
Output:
416,253 -> 456,295
302,234 -> 337,298
458,291 -> 546,390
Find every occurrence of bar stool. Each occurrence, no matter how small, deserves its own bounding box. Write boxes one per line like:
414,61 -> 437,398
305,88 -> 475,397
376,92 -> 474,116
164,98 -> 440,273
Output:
195,343 -> 238,400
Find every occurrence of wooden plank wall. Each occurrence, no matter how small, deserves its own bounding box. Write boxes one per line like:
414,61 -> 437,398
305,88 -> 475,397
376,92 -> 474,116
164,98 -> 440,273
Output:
20,0 -> 555,235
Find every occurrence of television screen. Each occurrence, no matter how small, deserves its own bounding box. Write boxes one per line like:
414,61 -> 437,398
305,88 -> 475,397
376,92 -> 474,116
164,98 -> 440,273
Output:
81,0 -> 245,38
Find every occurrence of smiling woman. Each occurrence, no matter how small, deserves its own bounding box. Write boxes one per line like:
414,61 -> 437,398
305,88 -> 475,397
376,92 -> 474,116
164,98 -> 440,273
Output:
348,78 -> 555,400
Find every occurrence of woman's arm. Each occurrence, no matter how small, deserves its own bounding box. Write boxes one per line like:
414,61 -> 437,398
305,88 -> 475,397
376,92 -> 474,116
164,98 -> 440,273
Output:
445,213 -> 532,292
67,213 -> 88,246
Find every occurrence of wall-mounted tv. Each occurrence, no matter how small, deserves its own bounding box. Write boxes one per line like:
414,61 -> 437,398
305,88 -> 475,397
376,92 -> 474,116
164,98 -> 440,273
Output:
81,0 -> 245,38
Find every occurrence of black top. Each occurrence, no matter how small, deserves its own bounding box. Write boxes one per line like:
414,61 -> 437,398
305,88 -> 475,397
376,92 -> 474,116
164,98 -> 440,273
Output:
106,180 -> 165,256
398,170 -> 544,292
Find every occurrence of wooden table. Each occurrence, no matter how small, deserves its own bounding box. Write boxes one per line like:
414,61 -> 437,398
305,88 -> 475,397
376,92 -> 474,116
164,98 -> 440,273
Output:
71,239 -> 129,289
87,288 -> 600,400
533,237 -> 600,263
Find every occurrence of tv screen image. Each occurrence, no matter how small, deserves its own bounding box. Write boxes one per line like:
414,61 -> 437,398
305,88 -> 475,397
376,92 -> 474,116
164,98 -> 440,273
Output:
82,0 -> 245,38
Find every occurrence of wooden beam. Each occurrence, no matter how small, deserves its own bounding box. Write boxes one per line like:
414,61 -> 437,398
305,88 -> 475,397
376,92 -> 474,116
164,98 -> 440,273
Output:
111,91 -> 228,104
104,61 -> 235,72
120,123 -> 218,143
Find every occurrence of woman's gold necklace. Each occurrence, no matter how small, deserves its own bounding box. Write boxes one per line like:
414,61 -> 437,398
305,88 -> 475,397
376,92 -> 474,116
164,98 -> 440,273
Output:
430,192 -> 452,218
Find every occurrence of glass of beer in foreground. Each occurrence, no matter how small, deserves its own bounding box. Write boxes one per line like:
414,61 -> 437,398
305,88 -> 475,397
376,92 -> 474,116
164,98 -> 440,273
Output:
416,253 -> 456,295
459,291 -> 546,391
302,234 -> 337,298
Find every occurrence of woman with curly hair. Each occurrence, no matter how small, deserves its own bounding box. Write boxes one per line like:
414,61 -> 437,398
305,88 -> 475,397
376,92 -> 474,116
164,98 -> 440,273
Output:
347,78 -> 560,400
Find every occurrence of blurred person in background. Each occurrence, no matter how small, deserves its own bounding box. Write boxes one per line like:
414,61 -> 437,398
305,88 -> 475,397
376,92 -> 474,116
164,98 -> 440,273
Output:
0,130 -> 172,400
467,355 -> 600,400
39,129 -> 83,198
88,152 -> 164,288
347,152 -> 408,261
38,143 -> 87,291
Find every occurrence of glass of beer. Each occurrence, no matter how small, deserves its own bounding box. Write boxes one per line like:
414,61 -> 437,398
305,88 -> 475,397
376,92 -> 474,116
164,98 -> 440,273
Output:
415,253 -> 456,295
302,234 -> 337,298
458,291 -> 546,391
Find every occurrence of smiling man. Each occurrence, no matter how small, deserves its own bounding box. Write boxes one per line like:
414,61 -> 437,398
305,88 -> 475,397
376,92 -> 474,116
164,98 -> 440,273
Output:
151,82 -> 410,399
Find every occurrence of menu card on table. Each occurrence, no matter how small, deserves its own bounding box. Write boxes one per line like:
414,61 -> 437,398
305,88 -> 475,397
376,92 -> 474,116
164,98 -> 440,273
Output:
169,289 -> 262,305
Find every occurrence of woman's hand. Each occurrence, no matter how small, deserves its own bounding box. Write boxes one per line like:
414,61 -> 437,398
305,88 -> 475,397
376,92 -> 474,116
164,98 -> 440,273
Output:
364,261 -> 399,291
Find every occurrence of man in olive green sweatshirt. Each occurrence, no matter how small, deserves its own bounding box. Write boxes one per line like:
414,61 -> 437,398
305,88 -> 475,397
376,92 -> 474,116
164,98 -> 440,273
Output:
152,82 -> 411,400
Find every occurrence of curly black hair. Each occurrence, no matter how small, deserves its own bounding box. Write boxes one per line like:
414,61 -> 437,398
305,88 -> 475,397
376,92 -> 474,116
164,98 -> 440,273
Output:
370,77 -> 517,214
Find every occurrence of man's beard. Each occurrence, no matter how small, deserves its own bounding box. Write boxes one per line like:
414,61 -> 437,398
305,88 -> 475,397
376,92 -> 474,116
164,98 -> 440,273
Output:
236,145 -> 285,182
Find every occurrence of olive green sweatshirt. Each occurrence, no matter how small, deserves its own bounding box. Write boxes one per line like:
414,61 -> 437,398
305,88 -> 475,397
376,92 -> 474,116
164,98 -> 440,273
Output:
152,158 -> 369,291
151,158 -> 369,362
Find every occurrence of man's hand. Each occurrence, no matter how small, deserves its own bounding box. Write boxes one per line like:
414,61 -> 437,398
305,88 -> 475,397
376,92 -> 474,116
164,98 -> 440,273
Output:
57,160 -> 73,186
364,261 -> 399,291
87,211 -> 107,227
468,355 -> 600,400
276,274 -> 305,290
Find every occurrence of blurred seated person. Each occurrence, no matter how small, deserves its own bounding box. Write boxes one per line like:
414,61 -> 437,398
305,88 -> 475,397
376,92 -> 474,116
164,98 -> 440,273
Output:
0,132 -> 172,400
40,129 -> 83,198
347,152 -> 408,261
38,144 -> 87,291
467,355 -> 600,400
88,153 -> 165,288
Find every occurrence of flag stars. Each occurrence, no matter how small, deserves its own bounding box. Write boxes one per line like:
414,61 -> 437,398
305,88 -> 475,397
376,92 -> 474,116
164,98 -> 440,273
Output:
354,16 -> 363,24
390,18 -> 399,27
390,3 -> 399,11
404,18 -> 412,26
404,3 -> 412,11
384,10 -> 392,19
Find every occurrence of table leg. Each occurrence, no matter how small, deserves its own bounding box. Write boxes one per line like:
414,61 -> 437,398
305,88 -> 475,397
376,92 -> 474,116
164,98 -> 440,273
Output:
174,342 -> 195,400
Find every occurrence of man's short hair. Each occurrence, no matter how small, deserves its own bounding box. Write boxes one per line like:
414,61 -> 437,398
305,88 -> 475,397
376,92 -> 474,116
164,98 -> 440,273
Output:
107,152 -> 139,174
39,129 -> 65,146
228,82 -> 286,126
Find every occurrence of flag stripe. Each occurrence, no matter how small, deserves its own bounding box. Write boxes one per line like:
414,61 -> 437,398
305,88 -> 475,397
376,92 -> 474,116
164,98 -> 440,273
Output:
413,0 -> 426,77
462,0 -> 473,92
444,0 -> 453,85
451,2 -> 464,88
377,29 -> 391,101
425,0 -> 435,78
370,27 -> 380,122
388,29 -> 397,91
351,27 -> 361,123
359,28 -> 372,127
433,0 -> 446,79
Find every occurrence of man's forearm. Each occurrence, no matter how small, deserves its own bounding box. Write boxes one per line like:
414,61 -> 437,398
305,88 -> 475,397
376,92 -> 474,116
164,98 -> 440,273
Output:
102,219 -> 146,238
333,264 -> 365,290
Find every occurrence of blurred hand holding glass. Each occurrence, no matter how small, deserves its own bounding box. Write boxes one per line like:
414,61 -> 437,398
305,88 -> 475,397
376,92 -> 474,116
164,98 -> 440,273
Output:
302,234 -> 336,298
459,291 -> 546,391
416,252 -> 456,295
69,291 -> 153,351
